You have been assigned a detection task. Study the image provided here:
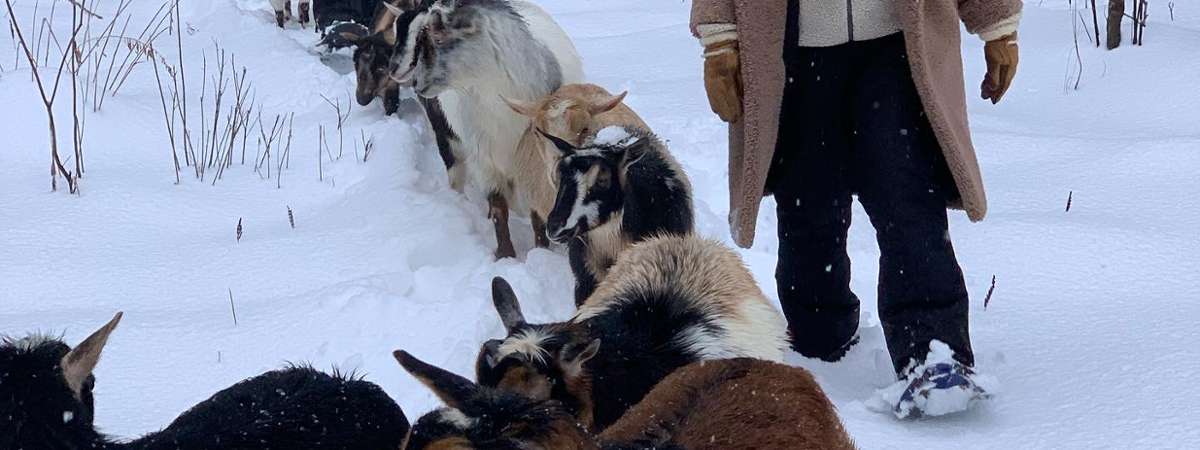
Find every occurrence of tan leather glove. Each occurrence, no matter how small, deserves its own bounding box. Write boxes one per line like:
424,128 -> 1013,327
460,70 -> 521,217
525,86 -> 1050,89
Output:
703,39 -> 743,123
982,32 -> 1019,104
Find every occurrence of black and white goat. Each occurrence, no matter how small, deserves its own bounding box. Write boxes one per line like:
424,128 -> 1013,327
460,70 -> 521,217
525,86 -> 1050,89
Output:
396,353 -> 855,450
385,0 -> 585,259
270,0 -> 312,28
475,235 -> 789,430
540,126 -> 694,304
0,313 -> 409,449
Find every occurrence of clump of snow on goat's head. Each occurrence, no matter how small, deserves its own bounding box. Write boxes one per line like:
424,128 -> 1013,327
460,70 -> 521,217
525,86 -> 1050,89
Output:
0,313 -> 123,448
396,349 -> 591,450
592,126 -> 639,147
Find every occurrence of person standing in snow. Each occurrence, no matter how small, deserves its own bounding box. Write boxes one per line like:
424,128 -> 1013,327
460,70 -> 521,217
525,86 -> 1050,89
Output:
690,0 -> 1020,416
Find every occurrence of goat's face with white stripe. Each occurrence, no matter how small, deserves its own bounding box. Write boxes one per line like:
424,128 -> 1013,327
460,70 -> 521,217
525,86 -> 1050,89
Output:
385,0 -> 488,98
543,132 -> 642,244
474,278 -> 599,410
381,0 -> 431,87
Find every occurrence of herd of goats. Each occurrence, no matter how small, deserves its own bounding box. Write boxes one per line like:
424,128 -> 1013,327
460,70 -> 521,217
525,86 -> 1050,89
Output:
0,1 -> 861,449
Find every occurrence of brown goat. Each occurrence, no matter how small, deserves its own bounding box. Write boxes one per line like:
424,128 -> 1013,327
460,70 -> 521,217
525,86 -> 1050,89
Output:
397,352 -> 855,450
600,358 -> 856,450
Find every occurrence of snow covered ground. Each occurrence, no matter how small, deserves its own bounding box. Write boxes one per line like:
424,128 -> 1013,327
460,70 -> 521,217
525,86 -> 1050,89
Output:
2,0 -> 1198,448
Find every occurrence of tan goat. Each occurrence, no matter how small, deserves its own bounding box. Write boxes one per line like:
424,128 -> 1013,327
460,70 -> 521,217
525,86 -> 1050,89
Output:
503,84 -> 649,250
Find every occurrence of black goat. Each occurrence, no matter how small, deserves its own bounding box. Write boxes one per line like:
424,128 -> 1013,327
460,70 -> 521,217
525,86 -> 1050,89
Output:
312,0 -> 379,32
0,313 -> 409,450
475,235 -> 789,431
540,126 -> 694,305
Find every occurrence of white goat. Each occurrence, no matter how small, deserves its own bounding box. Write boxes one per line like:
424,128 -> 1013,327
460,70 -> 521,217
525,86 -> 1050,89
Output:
386,0 -> 584,259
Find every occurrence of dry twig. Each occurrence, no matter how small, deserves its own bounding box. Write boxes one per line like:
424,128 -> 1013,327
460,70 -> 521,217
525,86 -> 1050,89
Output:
227,288 -> 239,326
983,275 -> 997,310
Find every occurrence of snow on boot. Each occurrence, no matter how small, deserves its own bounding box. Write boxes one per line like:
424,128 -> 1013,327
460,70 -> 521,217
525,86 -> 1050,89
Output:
867,340 -> 998,419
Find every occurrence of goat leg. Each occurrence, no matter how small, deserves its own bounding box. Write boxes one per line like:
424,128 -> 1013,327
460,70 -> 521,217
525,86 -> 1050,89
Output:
275,10 -> 286,28
416,96 -> 463,192
384,85 -> 401,116
417,96 -> 458,170
489,192 -> 517,260
531,211 -> 550,249
298,1 -> 311,27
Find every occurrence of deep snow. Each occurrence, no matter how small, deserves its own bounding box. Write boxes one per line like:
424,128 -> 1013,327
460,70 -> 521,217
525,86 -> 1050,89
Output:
2,0 -> 1199,448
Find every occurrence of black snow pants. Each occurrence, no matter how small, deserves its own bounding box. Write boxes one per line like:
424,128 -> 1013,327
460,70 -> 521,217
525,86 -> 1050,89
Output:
769,32 -> 974,374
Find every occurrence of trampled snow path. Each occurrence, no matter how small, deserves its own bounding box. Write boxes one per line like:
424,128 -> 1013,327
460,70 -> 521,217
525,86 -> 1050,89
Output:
2,1 -> 1198,448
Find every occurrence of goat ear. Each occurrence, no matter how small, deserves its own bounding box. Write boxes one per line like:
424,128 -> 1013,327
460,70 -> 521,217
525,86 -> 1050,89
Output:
395,350 -> 480,410
380,1 -> 406,17
61,312 -> 123,397
615,136 -> 649,168
539,130 -> 577,156
338,31 -> 365,44
559,339 -> 600,378
589,91 -> 627,115
501,96 -> 538,117
382,26 -> 398,46
491,277 -> 526,333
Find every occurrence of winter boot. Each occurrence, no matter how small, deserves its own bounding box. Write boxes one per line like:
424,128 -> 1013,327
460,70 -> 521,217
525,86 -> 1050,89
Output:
868,341 -> 997,419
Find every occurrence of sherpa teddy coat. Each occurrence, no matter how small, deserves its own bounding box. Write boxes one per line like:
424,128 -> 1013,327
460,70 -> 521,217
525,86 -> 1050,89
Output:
691,0 -> 1023,248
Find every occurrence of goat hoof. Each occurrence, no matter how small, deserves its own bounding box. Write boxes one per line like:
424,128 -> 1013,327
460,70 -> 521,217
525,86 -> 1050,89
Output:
275,11 -> 286,28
